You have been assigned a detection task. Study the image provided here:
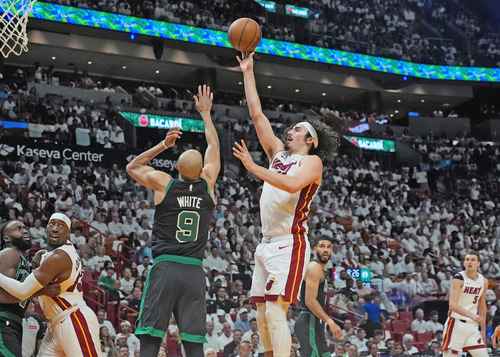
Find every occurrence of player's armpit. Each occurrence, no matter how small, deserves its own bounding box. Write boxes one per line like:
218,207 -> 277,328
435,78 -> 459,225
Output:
127,165 -> 171,192
33,250 -> 73,286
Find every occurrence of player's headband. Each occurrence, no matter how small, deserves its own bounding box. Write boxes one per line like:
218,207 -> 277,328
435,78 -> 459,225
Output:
49,213 -> 71,230
294,121 -> 319,148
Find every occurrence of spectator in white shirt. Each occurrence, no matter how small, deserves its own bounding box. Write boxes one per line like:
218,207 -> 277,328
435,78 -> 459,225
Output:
108,214 -> 124,238
402,334 -> 419,355
217,322 -> 233,349
116,321 -> 140,357
203,247 -> 229,273
411,308 -> 431,334
204,321 -> 222,353
426,311 -> 444,333
97,309 -> 116,338
87,246 -> 113,272
29,218 -> 46,247
120,267 -> 135,296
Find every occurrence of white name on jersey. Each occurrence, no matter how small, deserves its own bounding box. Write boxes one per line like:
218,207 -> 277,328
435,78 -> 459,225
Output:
177,196 -> 202,209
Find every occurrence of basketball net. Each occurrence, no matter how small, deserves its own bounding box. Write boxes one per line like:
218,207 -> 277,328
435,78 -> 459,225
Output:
0,0 -> 37,58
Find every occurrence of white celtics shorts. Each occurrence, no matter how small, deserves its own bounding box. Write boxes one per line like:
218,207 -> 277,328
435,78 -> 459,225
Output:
441,317 -> 487,353
250,234 -> 310,304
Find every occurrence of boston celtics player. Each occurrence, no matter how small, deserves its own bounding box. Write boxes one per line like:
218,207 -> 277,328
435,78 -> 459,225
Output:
127,84 -> 220,357
0,220 -> 32,357
295,237 -> 343,357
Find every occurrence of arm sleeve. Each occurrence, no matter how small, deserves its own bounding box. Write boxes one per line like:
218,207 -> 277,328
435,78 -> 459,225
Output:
0,273 -> 44,300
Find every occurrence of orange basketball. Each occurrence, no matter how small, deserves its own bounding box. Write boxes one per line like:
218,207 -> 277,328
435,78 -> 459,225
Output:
228,18 -> 261,53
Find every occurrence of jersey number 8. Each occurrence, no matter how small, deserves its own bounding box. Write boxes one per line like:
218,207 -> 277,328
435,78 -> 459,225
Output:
176,210 -> 200,243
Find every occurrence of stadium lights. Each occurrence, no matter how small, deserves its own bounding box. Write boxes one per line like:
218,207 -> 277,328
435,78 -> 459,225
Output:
322,92 -> 326,96
238,81 -> 243,85
397,99 -> 401,103
88,61 -> 93,65
295,88 -> 300,93
267,85 -> 272,89
51,56 -> 56,60
395,110 -> 399,114
421,99 -> 425,103
122,65 -> 127,70
155,70 -> 160,74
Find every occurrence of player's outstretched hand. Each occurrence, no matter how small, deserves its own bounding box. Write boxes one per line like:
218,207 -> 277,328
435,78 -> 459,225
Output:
193,84 -> 213,115
163,128 -> 182,149
233,139 -> 256,171
236,52 -> 255,73
327,319 -> 343,340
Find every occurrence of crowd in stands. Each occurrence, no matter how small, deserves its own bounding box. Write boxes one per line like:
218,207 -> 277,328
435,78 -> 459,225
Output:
2,64 -> 500,356
45,0 -> 500,67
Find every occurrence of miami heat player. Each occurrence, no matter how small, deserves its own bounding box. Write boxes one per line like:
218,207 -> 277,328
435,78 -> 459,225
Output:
442,252 -> 488,357
234,52 -> 338,357
0,213 -> 101,357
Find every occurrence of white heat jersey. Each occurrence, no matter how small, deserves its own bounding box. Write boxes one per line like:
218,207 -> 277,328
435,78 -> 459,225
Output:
260,151 -> 319,238
38,243 -> 86,320
450,271 -> 485,322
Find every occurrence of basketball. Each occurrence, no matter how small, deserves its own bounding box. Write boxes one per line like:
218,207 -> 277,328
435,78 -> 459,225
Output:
228,18 -> 261,53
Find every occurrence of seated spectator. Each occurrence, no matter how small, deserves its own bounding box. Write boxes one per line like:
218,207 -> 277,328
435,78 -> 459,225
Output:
120,267 -> 136,296
402,334 -> 419,355
97,308 -> 116,338
116,321 -> 140,357
411,308 -> 431,334
426,311 -> 443,333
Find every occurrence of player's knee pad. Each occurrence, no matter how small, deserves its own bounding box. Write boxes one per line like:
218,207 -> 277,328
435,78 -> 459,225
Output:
256,303 -> 272,352
468,348 -> 489,357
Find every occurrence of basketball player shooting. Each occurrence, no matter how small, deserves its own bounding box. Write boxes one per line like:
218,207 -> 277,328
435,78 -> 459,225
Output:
127,84 -> 220,357
234,52 -> 338,357
0,213 -> 102,357
295,237 -> 343,357
442,252 -> 488,357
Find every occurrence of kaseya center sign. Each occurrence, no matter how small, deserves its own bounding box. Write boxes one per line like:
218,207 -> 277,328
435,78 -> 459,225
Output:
119,112 -> 204,132
0,139 -> 177,171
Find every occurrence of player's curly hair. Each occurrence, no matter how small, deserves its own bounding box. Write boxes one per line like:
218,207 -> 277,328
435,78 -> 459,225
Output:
282,113 -> 343,160
305,116 -> 342,159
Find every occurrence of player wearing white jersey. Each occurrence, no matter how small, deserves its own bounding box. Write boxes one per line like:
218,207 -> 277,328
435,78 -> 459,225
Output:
442,252 -> 488,357
0,213 -> 101,357
235,52 -> 339,357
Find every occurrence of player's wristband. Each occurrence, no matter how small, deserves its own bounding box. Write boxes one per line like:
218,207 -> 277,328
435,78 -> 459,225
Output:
161,140 -> 169,149
0,273 -> 44,300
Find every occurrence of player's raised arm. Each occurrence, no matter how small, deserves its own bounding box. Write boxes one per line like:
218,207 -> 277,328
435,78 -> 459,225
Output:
233,140 -> 322,193
126,129 -> 181,192
448,275 -> 481,322
194,85 -> 220,191
237,52 -> 284,161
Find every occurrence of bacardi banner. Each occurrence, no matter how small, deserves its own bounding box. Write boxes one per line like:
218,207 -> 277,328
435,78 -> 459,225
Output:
0,138 -> 177,171
344,135 -> 396,153
119,111 -> 204,132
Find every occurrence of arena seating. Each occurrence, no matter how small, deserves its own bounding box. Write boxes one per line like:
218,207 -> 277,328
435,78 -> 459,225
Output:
43,0 -> 500,67
1,64 -> 500,356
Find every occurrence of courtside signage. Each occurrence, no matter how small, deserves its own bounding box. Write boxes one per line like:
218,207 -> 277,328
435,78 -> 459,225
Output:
344,135 -> 396,152
119,112 -> 204,132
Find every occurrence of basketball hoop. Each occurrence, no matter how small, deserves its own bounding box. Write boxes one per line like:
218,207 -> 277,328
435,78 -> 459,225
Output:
0,0 -> 37,58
